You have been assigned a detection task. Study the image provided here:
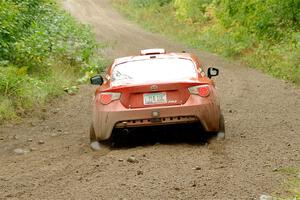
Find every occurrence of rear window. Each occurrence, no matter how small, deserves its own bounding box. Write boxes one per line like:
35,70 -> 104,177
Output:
111,58 -> 197,86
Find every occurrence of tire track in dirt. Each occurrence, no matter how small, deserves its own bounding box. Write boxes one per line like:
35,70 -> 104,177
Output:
0,0 -> 299,199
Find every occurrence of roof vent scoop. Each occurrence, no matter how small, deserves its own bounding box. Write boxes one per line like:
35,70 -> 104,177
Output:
140,48 -> 166,55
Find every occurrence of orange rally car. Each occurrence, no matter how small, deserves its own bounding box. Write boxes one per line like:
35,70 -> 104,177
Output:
90,49 -> 225,143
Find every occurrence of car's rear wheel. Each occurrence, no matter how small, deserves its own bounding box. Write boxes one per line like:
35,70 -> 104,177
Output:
90,123 -> 97,142
90,123 -> 103,151
216,114 -> 225,140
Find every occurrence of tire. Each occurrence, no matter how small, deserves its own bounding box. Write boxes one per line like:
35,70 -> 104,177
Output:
90,123 -> 97,142
216,114 -> 225,140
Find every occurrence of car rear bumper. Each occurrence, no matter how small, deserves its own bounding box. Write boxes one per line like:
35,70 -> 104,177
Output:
93,95 -> 220,141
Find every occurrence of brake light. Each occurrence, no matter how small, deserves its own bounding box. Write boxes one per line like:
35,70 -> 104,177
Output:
100,92 -> 121,105
188,85 -> 210,97
198,86 -> 210,97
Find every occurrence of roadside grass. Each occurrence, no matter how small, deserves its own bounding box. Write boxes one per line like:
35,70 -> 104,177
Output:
0,0 -> 107,122
276,167 -> 300,199
112,0 -> 300,86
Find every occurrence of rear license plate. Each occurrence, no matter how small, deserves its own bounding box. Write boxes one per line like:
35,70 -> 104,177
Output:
144,92 -> 167,105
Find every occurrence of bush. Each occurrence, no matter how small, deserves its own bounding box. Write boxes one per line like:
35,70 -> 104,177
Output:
0,0 -> 104,122
216,0 -> 300,40
174,0 -> 212,23
128,0 -> 172,8
0,0 -> 98,73
0,67 -> 48,109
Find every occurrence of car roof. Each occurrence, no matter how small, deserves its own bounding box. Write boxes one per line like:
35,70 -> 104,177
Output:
113,52 -> 196,66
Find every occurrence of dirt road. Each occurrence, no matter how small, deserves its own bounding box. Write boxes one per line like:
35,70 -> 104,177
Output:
1,0 -> 300,199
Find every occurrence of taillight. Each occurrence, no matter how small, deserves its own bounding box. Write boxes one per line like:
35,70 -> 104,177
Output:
188,85 -> 210,97
99,92 -> 121,105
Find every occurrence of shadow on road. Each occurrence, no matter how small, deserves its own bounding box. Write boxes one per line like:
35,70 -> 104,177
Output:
109,124 -> 214,148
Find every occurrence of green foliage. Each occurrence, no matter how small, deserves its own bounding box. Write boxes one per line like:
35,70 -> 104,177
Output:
0,0 -> 98,72
276,167 -> 300,199
0,0 -> 105,122
0,67 -> 51,109
217,0 -> 300,40
174,0 -> 212,23
128,0 -> 171,8
196,24 -> 255,57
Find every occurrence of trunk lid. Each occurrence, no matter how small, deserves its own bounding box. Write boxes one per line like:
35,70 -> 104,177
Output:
105,82 -> 202,108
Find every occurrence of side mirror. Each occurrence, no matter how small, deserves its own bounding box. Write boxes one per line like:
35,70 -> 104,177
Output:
207,67 -> 219,78
90,75 -> 103,85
